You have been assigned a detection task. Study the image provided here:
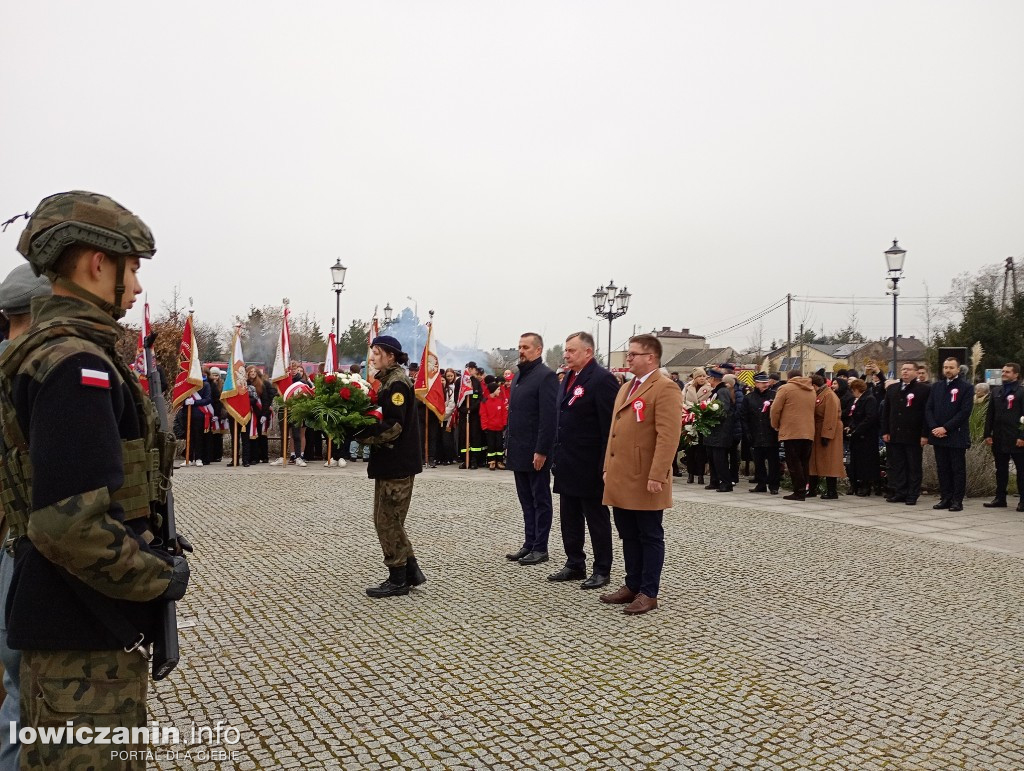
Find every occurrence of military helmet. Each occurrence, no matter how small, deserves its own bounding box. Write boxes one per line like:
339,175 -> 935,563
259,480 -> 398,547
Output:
16,190 -> 155,276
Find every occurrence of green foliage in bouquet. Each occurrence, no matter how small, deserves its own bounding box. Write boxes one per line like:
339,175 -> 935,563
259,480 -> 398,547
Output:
274,373 -> 376,445
679,399 -> 726,451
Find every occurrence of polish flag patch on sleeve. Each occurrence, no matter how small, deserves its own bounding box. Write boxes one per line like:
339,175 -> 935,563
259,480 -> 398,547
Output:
81,368 -> 111,389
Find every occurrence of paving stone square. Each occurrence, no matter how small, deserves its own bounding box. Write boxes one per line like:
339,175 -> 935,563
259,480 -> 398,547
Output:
149,464 -> 1024,769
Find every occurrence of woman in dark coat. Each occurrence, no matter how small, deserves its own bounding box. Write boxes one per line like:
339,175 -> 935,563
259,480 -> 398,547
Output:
846,378 -> 880,496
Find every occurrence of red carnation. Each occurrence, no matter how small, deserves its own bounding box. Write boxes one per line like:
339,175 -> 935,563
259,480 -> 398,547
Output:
351,381 -> 362,390
340,387 -> 352,400
324,373 -> 337,384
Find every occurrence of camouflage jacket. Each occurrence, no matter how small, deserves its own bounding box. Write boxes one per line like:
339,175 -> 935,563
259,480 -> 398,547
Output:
0,295 -> 173,650
356,365 -> 422,480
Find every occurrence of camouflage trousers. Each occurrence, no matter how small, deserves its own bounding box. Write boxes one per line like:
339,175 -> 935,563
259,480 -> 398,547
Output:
373,477 -> 416,568
20,648 -> 148,770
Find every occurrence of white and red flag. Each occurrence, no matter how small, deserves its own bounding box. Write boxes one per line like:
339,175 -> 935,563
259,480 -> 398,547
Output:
364,314 -> 380,382
270,304 -> 292,393
171,312 -> 202,408
324,332 -> 337,376
414,320 -> 445,419
132,299 -> 152,394
457,367 -> 474,407
220,326 -> 252,427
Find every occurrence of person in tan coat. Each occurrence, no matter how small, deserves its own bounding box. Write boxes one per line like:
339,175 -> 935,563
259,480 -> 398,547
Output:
808,373 -> 847,498
770,370 -> 816,501
600,334 -> 683,616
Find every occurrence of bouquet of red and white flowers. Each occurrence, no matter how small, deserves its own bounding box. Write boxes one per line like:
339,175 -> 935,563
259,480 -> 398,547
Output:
274,371 -> 377,445
679,398 -> 726,450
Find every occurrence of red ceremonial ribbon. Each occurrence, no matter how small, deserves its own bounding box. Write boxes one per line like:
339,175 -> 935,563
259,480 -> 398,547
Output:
633,398 -> 646,422
950,388 -> 959,403
1008,394 -> 1015,409
906,393 -> 914,406
568,385 -> 584,406
761,400 -> 771,413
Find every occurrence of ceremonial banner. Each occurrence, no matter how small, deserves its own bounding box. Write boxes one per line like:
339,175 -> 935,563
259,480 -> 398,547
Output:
270,304 -> 292,393
132,299 -> 152,394
365,315 -> 380,382
457,368 -> 474,407
171,312 -> 202,407
414,321 -> 445,419
221,327 -> 252,426
324,332 -> 338,375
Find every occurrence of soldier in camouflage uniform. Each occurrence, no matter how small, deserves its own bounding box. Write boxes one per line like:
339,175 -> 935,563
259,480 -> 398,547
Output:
0,192 -> 190,769
353,336 -> 425,598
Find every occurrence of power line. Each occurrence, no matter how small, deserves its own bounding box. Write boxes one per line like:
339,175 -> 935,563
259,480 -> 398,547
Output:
705,297 -> 788,337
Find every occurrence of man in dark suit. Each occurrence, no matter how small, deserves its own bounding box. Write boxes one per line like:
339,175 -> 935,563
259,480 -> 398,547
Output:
743,372 -> 780,494
925,357 -> 974,512
881,362 -> 932,505
983,362 -> 1024,512
504,333 -> 559,566
549,331 -> 620,589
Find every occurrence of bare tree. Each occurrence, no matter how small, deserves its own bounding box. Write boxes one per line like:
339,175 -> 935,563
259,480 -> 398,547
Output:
747,320 -> 765,361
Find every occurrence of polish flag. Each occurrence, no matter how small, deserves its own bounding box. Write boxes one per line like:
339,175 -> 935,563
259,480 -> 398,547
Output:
457,368 -> 474,407
132,299 -> 152,394
171,312 -> 202,408
414,320 -> 445,419
221,326 -> 251,426
270,304 -> 292,393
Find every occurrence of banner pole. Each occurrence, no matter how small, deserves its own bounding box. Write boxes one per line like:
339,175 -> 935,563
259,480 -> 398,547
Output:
464,404 -> 470,469
326,437 -> 332,467
184,405 -> 192,466
233,421 -> 239,467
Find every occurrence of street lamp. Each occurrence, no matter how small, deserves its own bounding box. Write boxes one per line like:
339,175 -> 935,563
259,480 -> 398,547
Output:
382,303 -> 394,329
331,259 -> 347,341
592,280 -> 632,369
884,239 -> 906,377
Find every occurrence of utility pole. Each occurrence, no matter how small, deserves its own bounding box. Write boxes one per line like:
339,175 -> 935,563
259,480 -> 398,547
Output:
786,293 -> 792,367
799,322 -> 805,374
1002,257 -> 1019,310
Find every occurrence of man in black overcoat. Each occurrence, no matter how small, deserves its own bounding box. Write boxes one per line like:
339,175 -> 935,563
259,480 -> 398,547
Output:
505,333 -> 559,565
925,357 -> 974,511
881,362 -> 932,505
549,332 -> 620,589
983,362 -> 1024,511
743,372 -> 780,494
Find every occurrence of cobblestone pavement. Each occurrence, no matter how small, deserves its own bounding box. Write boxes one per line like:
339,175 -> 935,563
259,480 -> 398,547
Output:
150,463 -> 1024,770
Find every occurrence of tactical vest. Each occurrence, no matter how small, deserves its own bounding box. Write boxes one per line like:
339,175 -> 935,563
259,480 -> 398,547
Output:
0,312 -> 175,550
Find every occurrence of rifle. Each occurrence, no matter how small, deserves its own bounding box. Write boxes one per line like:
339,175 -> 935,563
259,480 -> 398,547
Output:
143,332 -> 187,680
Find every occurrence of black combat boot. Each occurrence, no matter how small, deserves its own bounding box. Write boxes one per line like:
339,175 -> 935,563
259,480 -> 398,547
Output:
366,566 -> 410,598
406,557 -> 427,587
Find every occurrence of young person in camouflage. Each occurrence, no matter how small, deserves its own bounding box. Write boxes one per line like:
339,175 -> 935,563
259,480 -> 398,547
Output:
0,191 -> 190,769
353,336 -> 425,598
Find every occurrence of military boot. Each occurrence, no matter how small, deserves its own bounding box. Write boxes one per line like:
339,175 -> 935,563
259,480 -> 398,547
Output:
406,557 -> 427,587
366,567 -> 410,598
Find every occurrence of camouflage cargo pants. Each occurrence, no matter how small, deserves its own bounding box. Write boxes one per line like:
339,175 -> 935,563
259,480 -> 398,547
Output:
20,648 -> 148,770
373,477 -> 416,568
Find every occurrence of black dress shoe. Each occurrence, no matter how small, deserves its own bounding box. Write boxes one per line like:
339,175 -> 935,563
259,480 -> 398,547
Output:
821,492 -> 839,500
983,499 -> 1008,508
505,547 -> 530,561
716,485 -> 733,493
748,486 -> 767,493
548,566 -> 586,582
518,550 -> 549,566
769,488 -> 779,495
687,475 -> 694,484
949,502 -> 964,512
933,500 -> 951,510
1017,500 -> 1024,512
885,495 -> 906,503
704,483 -> 717,490
580,573 -> 610,590
905,499 -> 918,506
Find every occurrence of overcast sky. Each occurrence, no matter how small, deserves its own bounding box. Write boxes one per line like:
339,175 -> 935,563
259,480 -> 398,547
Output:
2,2 -> 1021,355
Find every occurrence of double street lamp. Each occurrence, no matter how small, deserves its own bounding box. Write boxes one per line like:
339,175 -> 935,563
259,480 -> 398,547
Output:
331,259 -> 347,341
592,280 -> 631,370
884,240 -> 907,377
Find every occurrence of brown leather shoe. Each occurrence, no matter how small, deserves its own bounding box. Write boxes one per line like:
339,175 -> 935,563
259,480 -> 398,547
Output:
623,593 -> 658,615
599,585 -> 637,604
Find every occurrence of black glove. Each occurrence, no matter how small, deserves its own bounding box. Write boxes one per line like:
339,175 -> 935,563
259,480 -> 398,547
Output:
820,437 -> 830,447
161,555 -> 190,601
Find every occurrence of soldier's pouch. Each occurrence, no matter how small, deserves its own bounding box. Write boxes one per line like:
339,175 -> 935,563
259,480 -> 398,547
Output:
25,650 -> 147,731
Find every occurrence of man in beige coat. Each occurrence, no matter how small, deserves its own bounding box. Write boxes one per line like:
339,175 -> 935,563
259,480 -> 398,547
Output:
600,335 -> 683,615
770,369 -> 816,501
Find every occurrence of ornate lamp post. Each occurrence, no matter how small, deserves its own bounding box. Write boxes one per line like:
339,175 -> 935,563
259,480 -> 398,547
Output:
331,259 -> 347,341
884,240 -> 907,377
381,302 -> 394,330
592,280 -> 631,369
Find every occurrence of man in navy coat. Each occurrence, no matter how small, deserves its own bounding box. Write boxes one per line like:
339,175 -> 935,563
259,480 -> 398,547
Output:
505,332 -> 559,565
925,357 -> 974,512
983,362 -> 1024,512
549,331 -> 620,589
